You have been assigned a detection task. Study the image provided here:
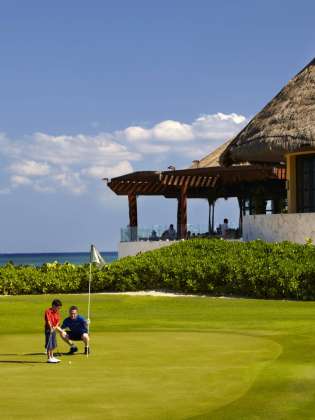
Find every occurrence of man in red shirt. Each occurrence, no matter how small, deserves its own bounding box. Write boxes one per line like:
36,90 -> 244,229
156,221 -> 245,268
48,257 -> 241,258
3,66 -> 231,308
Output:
44,299 -> 62,363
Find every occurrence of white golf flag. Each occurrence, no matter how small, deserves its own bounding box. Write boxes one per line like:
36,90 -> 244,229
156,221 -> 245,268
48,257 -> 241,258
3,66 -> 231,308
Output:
90,244 -> 106,266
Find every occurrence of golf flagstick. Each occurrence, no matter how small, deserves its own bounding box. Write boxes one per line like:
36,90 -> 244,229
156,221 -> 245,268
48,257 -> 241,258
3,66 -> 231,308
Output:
88,245 -> 106,358
87,247 -> 92,358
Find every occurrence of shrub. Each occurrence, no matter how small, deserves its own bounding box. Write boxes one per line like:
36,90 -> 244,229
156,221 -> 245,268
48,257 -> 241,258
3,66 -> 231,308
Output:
1,239 -> 315,299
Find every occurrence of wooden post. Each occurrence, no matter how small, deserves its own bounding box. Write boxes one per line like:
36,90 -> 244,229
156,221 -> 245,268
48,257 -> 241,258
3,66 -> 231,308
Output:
208,199 -> 213,234
237,197 -> 243,235
177,186 -> 187,239
128,193 -> 138,241
211,200 -> 215,233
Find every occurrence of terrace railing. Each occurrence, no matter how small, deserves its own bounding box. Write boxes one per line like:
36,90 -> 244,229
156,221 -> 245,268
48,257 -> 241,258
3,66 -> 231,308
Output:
120,225 -> 241,242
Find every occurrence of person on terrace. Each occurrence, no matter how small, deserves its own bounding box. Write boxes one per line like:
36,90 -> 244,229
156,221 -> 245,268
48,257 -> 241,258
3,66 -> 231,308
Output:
168,224 -> 176,240
220,218 -> 229,238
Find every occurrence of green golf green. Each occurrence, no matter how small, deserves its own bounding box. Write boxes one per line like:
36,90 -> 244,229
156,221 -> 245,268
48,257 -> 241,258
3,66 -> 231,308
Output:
0,294 -> 315,419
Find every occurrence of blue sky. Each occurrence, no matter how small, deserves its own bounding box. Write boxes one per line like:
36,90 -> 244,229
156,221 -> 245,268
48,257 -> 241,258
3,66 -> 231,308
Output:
0,0 -> 314,252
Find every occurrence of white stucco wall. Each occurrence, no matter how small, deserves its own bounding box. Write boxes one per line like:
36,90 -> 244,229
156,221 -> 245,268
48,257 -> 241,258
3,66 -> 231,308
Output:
243,213 -> 315,244
118,240 -> 178,258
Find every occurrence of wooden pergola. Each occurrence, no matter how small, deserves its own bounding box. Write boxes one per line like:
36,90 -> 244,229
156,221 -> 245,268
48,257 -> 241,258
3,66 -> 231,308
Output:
106,165 -> 286,239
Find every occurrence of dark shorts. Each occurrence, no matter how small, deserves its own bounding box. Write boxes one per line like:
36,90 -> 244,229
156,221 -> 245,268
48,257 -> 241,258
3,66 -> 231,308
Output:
66,331 -> 86,341
45,329 -> 57,350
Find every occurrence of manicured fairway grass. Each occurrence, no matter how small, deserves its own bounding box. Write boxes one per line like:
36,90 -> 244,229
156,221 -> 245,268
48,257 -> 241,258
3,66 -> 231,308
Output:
1,295 -> 315,419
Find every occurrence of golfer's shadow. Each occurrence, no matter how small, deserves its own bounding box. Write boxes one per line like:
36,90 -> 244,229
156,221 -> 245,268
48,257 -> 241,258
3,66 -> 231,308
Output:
24,352 -> 69,356
0,351 -> 70,363
0,352 -> 48,363
24,352 -> 47,356
0,353 -> 20,356
0,360 -> 45,364
0,353 -> 44,356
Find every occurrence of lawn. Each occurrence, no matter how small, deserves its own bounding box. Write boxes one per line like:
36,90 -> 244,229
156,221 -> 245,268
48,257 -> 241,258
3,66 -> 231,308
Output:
0,294 -> 315,419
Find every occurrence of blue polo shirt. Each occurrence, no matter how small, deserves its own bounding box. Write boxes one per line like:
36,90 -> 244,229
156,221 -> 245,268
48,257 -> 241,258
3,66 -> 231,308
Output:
61,315 -> 87,335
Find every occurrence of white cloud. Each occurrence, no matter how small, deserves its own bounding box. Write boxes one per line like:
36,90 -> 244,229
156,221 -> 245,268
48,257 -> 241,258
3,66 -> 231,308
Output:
11,175 -> 32,186
0,112 -> 248,194
0,187 -> 11,194
133,143 -> 170,155
218,112 -> 246,124
32,183 -> 55,193
83,161 -> 134,179
0,132 -> 140,194
123,126 -> 151,142
177,145 -> 218,159
52,172 -> 86,195
28,132 -> 140,166
122,112 -> 246,143
152,120 -> 193,141
9,160 -> 50,177
122,120 -> 193,142
191,113 -> 246,140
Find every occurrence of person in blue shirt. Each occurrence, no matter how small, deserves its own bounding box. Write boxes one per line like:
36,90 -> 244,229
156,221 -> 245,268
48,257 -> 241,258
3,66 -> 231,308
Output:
60,305 -> 90,355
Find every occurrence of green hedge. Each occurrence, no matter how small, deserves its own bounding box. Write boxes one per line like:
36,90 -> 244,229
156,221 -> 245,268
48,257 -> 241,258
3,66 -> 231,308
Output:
1,239 -> 315,299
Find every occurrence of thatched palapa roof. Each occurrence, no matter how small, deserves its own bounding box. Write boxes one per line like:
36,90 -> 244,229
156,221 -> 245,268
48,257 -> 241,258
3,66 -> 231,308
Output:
220,58 -> 315,165
190,138 -> 250,168
190,139 -> 233,168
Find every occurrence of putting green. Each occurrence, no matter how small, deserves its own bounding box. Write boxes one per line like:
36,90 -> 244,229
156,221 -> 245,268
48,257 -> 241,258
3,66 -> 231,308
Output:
3,294 -> 315,418
0,331 -> 280,419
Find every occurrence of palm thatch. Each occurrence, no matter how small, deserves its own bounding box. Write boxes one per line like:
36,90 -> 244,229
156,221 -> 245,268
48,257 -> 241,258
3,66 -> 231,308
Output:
190,139 -> 233,168
190,138 -> 250,168
220,58 -> 315,166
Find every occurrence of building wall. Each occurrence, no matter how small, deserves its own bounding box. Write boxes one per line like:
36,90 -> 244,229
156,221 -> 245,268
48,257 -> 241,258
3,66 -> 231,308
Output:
118,240 -> 178,258
286,151 -> 315,213
243,213 -> 315,244
286,153 -> 296,213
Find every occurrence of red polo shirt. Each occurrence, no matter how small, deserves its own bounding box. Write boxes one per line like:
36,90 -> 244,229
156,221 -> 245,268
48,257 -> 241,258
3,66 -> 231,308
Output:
44,308 -> 61,329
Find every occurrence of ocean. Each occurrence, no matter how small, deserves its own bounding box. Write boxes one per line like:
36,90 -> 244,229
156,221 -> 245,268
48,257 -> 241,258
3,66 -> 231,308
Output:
0,252 -> 118,267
